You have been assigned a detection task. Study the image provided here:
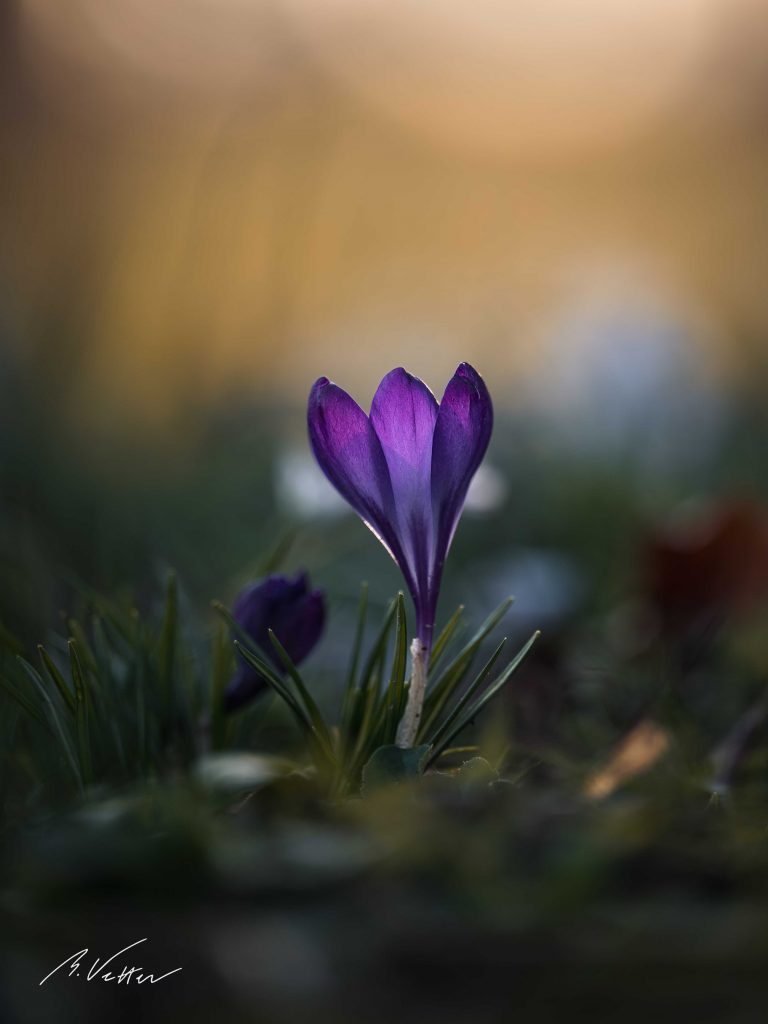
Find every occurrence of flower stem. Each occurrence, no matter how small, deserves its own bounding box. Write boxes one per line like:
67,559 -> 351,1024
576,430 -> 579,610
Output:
396,637 -> 428,748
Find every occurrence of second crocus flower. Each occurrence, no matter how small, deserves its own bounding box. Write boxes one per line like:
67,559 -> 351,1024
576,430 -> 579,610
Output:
224,572 -> 325,713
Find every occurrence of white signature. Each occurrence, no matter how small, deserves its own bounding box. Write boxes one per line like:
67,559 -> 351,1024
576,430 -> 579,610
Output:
40,938 -> 182,986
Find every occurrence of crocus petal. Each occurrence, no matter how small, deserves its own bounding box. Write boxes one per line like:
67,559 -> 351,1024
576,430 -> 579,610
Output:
224,664 -> 264,713
370,368 -> 438,499
232,575 -> 297,649
431,362 -> 493,561
308,377 -> 414,589
224,572 -> 326,713
275,585 -> 326,664
232,573 -> 326,668
370,368 -> 438,590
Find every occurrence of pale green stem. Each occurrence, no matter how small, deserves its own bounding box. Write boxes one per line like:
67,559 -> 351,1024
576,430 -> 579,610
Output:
396,637 -> 428,748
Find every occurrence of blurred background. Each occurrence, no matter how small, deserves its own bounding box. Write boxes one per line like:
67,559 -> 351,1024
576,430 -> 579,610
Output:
7,5 -> 768,1022
3,0 -> 768,664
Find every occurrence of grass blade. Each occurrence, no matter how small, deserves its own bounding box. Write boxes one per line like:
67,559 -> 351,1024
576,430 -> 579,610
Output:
267,629 -> 335,752
343,596 -> 397,751
234,641 -> 336,768
428,605 -> 464,673
38,646 -> 75,714
214,598 -> 333,757
345,674 -> 386,779
383,593 -> 408,743
427,630 -> 539,764
69,640 -> 93,785
421,597 -> 514,736
67,619 -> 99,677
423,637 -> 508,750
340,583 -> 368,741
257,529 -> 296,575
16,657 -> 81,787
0,672 -> 50,730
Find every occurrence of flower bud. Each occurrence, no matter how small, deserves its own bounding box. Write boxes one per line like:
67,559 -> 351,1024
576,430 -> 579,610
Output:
224,572 -> 325,712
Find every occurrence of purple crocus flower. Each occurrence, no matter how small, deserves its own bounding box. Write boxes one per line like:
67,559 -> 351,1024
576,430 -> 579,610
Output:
224,572 -> 325,713
308,363 -> 492,743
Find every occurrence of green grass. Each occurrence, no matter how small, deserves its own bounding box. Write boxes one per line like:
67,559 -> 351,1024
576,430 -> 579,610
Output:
4,387 -> 768,1021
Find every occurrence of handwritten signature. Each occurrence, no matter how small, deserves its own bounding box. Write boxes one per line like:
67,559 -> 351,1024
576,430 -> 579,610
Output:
40,938 -> 182,987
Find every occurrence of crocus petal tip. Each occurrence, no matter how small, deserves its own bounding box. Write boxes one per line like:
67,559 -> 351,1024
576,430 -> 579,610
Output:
454,361 -> 485,385
309,376 -> 331,397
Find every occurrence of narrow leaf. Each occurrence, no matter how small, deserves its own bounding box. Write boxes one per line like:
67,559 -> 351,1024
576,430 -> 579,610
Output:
427,630 -> 539,764
234,641 -> 335,767
421,597 -> 514,736
428,604 -> 464,673
0,672 -> 49,730
383,594 -> 408,742
267,629 -> 335,752
38,646 -> 75,714
344,596 -> 397,750
256,529 -> 296,575
340,583 -> 368,741
16,657 -> 81,786
69,640 -> 93,784
424,636 -> 508,749
214,601 -> 335,763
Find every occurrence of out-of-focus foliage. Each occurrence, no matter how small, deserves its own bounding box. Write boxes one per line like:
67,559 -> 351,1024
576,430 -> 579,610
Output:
4,394 -> 768,1020
4,2 -> 768,1018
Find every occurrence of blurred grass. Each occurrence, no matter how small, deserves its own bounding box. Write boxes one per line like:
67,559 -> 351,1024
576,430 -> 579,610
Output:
3,348 -> 768,1020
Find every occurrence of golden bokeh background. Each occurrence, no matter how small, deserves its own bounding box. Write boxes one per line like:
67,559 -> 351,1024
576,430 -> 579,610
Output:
2,0 -> 768,430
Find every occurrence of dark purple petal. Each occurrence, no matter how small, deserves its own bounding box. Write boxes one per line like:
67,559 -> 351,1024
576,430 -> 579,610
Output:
370,368 -> 438,590
224,664 -> 266,713
224,572 -> 326,713
267,585 -> 325,667
308,377 -> 415,590
431,363 -> 493,562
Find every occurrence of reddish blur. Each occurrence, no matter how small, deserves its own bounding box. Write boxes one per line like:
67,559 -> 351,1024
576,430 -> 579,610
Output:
646,499 -> 768,629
